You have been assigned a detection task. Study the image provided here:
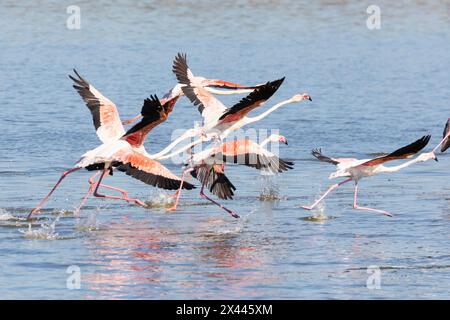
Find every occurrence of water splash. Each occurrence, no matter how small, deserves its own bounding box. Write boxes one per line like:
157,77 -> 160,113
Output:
19,215 -> 61,240
144,192 -> 175,209
0,208 -> 14,221
301,196 -> 335,222
75,209 -> 101,232
258,175 -> 281,201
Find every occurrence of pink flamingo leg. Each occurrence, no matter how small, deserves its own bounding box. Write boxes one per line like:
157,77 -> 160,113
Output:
166,168 -> 194,212
433,131 -> 450,152
75,171 -> 101,213
301,178 -> 352,210
352,182 -> 393,217
92,169 -> 146,207
199,167 -> 239,219
122,114 -> 142,125
28,167 -> 82,220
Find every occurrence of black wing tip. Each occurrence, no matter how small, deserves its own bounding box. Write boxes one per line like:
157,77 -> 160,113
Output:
415,134 -> 431,151
172,52 -> 190,85
69,69 -> 89,88
142,94 -> 162,115
182,181 -> 196,190
389,134 -> 432,157
311,148 -> 322,156
279,158 -> 294,171
271,77 -> 285,88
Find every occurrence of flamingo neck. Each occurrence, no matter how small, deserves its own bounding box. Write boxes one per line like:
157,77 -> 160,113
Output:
246,99 -> 295,125
218,99 -> 295,140
260,137 -> 275,147
153,136 -> 205,160
375,157 -> 422,173
148,130 -> 197,159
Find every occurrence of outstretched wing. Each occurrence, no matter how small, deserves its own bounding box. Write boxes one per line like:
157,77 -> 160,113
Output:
218,78 -> 285,123
360,135 -> 431,167
312,148 -> 340,165
191,164 -> 236,200
172,53 -> 227,126
115,150 -> 195,190
69,69 -> 125,143
121,95 -> 169,147
216,139 -> 294,173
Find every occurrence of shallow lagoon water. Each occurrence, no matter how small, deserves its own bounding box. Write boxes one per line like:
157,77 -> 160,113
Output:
0,1 -> 449,299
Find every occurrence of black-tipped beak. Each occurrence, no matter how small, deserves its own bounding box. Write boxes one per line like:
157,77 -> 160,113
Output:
284,140 -> 288,145
307,97 -> 312,101
434,157 -> 438,162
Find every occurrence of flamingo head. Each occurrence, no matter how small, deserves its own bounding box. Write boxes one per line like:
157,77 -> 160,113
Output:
291,93 -> 312,102
417,152 -> 438,162
267,134 -> 288,145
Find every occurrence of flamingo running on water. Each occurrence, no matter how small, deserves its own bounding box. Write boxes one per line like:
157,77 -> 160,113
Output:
165,134 -> 293,218
65,69 -> 259,208
301,135 -> 436,217
28,95 -> 196,219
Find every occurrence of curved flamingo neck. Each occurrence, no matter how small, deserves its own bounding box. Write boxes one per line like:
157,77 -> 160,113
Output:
374,157 -> 422,173
154,136 -> 205,160
246,99 -> 295,124
148,130 -> 198,159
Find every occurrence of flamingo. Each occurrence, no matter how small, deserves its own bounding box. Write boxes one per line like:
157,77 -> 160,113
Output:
432,118 -> 450,153
69,69 -> 257,157
301,135 -> 436,217
166,134 -> 293,218
121,76 -> 259,126
66,69 -> 258,207
172,53 -> 312,144
28,95 -> 195,219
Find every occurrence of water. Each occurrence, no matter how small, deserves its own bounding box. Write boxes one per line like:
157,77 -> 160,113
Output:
1,0 -> 449,299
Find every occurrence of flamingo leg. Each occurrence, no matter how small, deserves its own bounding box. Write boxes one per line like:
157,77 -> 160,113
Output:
433,131 -> 450,152
122,114 -> 142,125
92,168 -> 146,207
28,167 -> 82,219
199,167 -> 239,219
166,168 -> 194,212
301,178 -> 352,210
352,182 -> 393,217
77,172 -> 133,213
75,171 -> 101,213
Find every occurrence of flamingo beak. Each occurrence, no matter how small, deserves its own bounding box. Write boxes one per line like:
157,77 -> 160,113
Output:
434,156 -> 438,162
307,96 -> 312,101
280,137 -> 288,145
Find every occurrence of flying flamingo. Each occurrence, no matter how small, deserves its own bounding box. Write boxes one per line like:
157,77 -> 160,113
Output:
301,135 -> 436,217
121,77 -> 259,126
69,69 -> 257,158
166,134 -> 293,218
28,95 -> 195,220
172,53 -> 312,144
432,118 -> 450,153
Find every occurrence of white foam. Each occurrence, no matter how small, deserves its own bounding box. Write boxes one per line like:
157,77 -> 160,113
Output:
0,209 -> 14,221
20,215 -> 60,240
